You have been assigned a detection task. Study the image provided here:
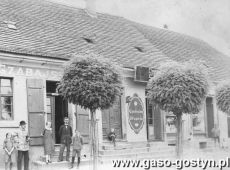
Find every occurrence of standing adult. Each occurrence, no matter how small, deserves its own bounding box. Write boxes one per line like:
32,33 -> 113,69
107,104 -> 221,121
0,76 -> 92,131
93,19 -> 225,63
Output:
211,124 -> 220,147
42,121 -> 54,164
58,117 -> 72,162
15,121 -> 30,170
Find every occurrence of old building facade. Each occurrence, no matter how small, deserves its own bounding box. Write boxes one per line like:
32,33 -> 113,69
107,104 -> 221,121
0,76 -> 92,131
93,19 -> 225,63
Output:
0,0 -> 230,166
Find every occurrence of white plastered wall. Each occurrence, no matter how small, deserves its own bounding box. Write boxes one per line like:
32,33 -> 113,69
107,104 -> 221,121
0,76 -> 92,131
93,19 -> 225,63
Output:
0,76 -> 28,165
124,77 -> 147,142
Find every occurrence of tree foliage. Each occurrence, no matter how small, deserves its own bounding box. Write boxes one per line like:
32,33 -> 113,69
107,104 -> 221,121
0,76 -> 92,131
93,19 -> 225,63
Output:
216,81 -> 230,114
147,61 -> 209,115
57,52 -> 123,112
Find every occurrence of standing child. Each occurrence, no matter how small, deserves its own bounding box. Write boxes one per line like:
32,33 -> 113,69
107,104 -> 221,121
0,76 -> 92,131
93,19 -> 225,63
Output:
108,128 -> 116,147
42,122 -> 54,164
221,138 -> 228,149
211,124 -> 220,147
3,132 -> 15,170
70,130 -> 83,169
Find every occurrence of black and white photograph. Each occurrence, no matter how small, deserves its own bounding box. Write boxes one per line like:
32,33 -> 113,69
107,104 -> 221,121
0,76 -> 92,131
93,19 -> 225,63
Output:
0,0 -> 230,169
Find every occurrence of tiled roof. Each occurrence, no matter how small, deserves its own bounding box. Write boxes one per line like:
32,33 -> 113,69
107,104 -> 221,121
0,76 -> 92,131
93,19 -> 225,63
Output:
133,23 -> 230,81
0,0 -> 229,81
0,0 -> 169,68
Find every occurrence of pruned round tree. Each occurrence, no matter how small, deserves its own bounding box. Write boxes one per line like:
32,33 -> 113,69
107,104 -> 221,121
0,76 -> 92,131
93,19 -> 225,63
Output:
57,52 -> 123,170
147,61 -> 209,157
216,81 -> 230,114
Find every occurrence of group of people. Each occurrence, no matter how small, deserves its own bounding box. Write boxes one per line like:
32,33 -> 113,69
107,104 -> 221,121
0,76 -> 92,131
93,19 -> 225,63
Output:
57,117 -> 84,169
3,117 -> 84,170
3,120 -> 30,170
43,117 -> 84,169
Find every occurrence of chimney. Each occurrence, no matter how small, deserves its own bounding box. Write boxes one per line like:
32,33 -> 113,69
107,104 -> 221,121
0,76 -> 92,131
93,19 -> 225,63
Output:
163,24 -> 168,29
85,0 -> 97,18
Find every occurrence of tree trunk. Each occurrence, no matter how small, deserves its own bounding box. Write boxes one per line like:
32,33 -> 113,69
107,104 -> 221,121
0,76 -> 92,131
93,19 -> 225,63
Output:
176,112 -> 183,158
90,110 -> 97,170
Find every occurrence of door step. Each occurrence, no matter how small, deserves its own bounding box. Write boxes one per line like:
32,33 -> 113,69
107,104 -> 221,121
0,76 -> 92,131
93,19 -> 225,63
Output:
33,141 -> 176,169
183,138 -> 217,150
101,141 -> 168,149
33,159 -> 91,170
99,141 -> 176,164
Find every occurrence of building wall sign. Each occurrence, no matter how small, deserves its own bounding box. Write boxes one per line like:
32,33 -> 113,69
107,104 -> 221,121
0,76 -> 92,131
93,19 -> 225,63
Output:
128,93 -> 144,134
134,66 -> 156,82
0,64 -> 62,79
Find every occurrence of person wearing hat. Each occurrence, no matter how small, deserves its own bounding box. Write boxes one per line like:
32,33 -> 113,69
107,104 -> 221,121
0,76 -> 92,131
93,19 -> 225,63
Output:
15,121 -> 30,170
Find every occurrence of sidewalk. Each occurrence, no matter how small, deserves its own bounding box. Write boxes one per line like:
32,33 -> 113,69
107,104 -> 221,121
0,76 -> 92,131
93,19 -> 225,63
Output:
99,147 -> 230,170
164,147 -> 230,170
1,148 -> 229,170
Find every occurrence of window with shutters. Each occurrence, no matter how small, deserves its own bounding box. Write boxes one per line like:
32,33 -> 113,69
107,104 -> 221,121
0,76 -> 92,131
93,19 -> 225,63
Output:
0,78 -> 13,120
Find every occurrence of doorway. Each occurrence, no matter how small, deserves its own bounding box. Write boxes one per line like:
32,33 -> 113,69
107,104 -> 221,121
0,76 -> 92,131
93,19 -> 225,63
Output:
46,81 -> 68,144
102,97 -> 122,140
206,97 -> 214,138
146,99 -> 163,141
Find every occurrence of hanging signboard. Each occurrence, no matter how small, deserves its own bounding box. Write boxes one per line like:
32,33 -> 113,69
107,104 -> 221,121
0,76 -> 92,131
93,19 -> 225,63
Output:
128,93 -> 144,134
134,66 -> 156,82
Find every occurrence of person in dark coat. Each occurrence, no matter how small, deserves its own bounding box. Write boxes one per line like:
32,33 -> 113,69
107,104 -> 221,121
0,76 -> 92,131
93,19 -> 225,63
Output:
58,117 -> 72,162
42,122 -> 54,164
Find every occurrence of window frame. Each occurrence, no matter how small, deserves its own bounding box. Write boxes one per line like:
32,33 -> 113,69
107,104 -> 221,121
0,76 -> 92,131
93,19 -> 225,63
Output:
0,77 -> 13,121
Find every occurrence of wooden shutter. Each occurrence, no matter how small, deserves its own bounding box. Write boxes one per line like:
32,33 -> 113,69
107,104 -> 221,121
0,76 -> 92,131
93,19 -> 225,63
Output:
228,117 -> 230,138
110,97 -> 122,139
206,97 -> 214,138
153,105 -> 162,140
102,109 -> 110,139
76,106 -> 90,143
27,79 -> 45,146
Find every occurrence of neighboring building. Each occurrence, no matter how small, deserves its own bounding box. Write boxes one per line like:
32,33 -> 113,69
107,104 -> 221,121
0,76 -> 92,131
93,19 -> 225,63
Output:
133,23 -> 230,144
0,0 -> 230,165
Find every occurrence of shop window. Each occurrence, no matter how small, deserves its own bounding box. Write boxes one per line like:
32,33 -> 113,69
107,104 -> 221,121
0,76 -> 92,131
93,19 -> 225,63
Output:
0,78 -> 13,120
192,110 -> 205,133
166,112 -> 177,133
46,81 -> 58,94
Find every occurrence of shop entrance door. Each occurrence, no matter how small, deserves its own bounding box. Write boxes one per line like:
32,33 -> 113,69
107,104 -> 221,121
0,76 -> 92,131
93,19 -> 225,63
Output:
206,97 -> 214,138
46,81 -> 68,144
102,97 -> 122,140
146,99 -> 163,141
